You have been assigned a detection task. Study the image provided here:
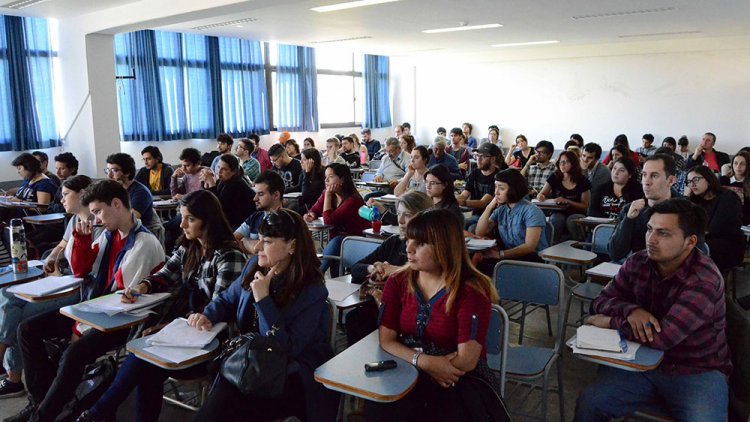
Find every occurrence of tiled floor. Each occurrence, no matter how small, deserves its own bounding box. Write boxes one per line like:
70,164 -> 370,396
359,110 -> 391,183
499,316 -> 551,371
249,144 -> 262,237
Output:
2,268 -> 749,422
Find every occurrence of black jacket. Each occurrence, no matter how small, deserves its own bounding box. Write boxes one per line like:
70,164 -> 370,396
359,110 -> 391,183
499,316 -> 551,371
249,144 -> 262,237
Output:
209,176 -> 256,230
350,235 -> 406,284
135,164 -> 174,196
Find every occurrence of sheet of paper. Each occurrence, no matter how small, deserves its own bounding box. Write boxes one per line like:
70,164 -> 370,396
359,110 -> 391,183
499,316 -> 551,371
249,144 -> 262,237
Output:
326,280 -> 360,302
74,292 -> 170,316
582,216 -> 614,223
576,326 -> 623,352
142,346 -> 208,364
567,336 -> 640,361
284,192 -> 303,198
532,198 -> 560,205
466,238 -> 497,248
7,276 -> 82,297
381,225 -> 400,235
378,194 -> 398,201
153,199 -> 177,206
146,318 -> 227,348
587,262 -> 622,278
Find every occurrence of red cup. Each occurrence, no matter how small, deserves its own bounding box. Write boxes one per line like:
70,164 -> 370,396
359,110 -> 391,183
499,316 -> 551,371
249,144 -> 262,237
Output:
372,220 -> 382,234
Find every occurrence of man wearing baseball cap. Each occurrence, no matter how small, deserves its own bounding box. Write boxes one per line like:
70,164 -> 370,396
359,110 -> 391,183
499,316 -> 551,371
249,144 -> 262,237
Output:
457,142 -> 503,229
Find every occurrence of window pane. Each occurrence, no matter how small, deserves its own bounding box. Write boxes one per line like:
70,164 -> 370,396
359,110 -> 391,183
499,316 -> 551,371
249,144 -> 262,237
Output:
353,75 -> 363,125
316,48 -> 352,71
271,71 -> 278,129
317,74 -> 354,124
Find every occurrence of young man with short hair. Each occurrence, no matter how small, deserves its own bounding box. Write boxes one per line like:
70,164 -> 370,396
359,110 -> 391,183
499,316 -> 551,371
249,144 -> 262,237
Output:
31,151 -> 60,187
462,122 -> 477,149
10,180 -> 164,422
210,133 -> 234,175
447,127 -> 471,177
361,128 -> 381,160
53,152 -> 78,182
170,147 -> 206,200
135,146 -> 173,196
248,134 -> 272,172
105,153 -> 154,226
339,136 -> 362,169
457,143 -> 501,226
581,142 -> 611,193
268,143 -> 302,193
322,137 -> 345,166
233,171 -> 285,253
576,199 -> 730,422
686,132 -> 730,173
522,140 -> 556,197
636,133 -> 657,158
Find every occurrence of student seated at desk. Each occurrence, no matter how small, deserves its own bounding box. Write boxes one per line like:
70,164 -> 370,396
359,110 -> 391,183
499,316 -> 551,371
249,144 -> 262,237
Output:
234,171 -> 285,254
456,143 -> 503,229
720,151 -> 750,225
367,208 -> 505,421
192,209 -> 338,422
268,143 -> 303,193
74,190 -> 246,422
373,137 -> 408,188
393,145 -> 429,196
575,199 -> 731,421
235,138 -> 261,183
104,153 -> 154,227
6,152 -> 57,207
427,138 -> 462,181
299,148 -> 325,212
346,191 -> 433,345
10,180 -> 164,422
201,154 -> 256,230
321,137 -> 346,166
537,150 -> 591,241
170,148 -> 206,200
135,146 -> 173,197
0,175 -> 97,399
425,164 -> 465,227
447,128 -> 471,177
588,157 -> 643,219
304,163 -> 369,277
475,169 -> 548,275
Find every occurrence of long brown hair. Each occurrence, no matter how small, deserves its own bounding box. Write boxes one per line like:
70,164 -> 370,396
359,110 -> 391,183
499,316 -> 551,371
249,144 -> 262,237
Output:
401,208 -> 498,313
554,150 -> 584,184
729,151 -> 750,197
243,209 -> 323,308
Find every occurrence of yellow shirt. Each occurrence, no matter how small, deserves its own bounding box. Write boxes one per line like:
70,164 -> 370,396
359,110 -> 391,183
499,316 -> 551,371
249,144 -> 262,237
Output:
149,164 -> 163,192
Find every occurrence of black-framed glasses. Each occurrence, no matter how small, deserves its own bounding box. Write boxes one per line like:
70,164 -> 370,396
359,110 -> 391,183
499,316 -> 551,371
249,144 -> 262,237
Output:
103,167 -> 121,175
536,149 -> 551,155
685,176 -> 705,186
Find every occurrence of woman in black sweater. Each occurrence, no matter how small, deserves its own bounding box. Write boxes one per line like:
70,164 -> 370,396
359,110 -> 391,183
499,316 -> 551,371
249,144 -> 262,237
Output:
299,148 -> 325,212
201,154 -> 256,230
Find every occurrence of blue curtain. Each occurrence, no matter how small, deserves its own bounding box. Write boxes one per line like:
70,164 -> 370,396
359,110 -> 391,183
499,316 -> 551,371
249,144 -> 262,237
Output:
276,44 -> 318,132
363,54 -> 391,129
218,37 -> 268,136
0,16 -> 59,151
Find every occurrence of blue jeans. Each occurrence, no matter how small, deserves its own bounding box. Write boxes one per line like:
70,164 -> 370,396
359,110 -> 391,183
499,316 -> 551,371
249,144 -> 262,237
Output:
0,286 -> 78,372
320,235 -> 345,277
574,365 -> 728,422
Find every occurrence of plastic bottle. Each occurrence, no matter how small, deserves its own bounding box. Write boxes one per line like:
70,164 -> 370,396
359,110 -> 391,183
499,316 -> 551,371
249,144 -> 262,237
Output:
10,218 -> 28,274
360,150 -> 367,165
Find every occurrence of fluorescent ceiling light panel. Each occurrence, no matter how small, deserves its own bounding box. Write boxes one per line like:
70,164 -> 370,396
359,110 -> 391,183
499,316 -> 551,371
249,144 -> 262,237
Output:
618,30 -> 702,38
311,35 -> 372,44
192,18 -> 259,30
491,40 -> 560,48
2,0 -> 51,9
423,23 -> 502,34
572,7 -> 674,20
311,0 -> 399,13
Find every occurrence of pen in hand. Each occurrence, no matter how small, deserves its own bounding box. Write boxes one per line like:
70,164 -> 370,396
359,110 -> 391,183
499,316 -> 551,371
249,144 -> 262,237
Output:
117,291 -> 143,297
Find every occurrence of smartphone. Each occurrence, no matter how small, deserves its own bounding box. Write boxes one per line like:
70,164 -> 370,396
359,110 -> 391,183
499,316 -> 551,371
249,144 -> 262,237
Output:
364,360 -> 397,372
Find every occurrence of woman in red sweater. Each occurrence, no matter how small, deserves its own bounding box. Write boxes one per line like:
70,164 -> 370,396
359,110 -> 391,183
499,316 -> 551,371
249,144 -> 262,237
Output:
304,163 -> 369,276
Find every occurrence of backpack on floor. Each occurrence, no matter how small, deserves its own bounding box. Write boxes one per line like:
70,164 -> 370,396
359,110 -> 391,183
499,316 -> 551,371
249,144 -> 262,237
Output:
54,356 -> 117,422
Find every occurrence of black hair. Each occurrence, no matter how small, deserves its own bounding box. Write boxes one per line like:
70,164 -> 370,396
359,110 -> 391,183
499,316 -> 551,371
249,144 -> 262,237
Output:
12,153 -> 42,176
218,154 -> 242,177
325,163 -> 361,200
248,133 -> 261,143
268,143 -> 286,158
613,134 -> 629,149
81,179 -> 130,209
462,122 -> 472,132
437,127 -> 446,135
361,128 -> 371,135
570,133 -> 584,147
662,137 -> 676,148
583,142 -> 603,159
494,169 -> 528,203
54,152 -> 79,175
450,127 -> 462,136
31,151 -> 48,163
301,148 -> 324,182
642,133 -> 654,143
402,122 -> 411,129
238,138 -> 255,154
646,198 -> 707,239
705,132 -> 716,143
106,153 -> 136,180
644,153 -> 677,177
425,164 -> 459,208
62,174 -> 93,192
140,146 -> 163,163
303,137 -> 315,148
217,133 -> 234,146
413,145 -> 430,162
686,165 -> 722,199
608,144 -> 631,162
612,157 -> 641,201
564,140 -> 579,151
654,147 -> 674,156
678,136 -> 689,147
254,170 -> 285,195
535,140 -> 554,152
179,148 -> 201,165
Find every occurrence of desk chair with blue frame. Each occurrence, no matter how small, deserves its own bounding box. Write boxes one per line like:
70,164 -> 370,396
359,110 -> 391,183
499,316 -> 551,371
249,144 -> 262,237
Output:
487,304 -> 510,398
494,260 -> 566,422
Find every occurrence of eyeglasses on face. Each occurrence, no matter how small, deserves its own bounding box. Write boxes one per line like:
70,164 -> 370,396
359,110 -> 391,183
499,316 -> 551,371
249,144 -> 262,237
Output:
425,181 -> 444,187
685,176 -> 705,186
535,150 -> 551,155
103,167 -> 122,175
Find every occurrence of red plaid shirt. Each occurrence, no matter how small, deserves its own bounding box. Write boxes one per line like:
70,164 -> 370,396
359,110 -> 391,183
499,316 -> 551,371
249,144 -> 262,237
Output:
593,249 -> 732,376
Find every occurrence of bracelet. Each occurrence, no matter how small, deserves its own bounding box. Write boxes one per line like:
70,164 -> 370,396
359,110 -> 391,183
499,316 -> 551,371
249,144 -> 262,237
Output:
411,351 -> 422,367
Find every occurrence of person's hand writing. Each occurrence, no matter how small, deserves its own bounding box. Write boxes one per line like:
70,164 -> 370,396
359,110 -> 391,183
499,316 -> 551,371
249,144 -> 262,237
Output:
303,212 -> 316,223
187,313 -> 213,331
626,308 -> 661,343
120,283 -> 148,304
627,199 -> 646,220
419,353 -> 465,388
536,193 -> 546,202
554,197 -> 570,206
373,175 -> 384,183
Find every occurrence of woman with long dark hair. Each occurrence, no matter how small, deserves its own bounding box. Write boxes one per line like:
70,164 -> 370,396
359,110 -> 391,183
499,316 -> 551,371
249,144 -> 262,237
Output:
299,148 -> 325,212
367,208 -> 502,420
193,209 -> 337,422
75,190 -> 246,422
721,151 -> 750,225
603,134 -> 640,168
538,150 -> 591,241
425,164 -> 465,227
394,145 -> 429,196
8,153 -> 57,206
589,157 -> 644,218
202,154 -> 256,229
504,134 -> 535,169
687,165 -> 746,271
304,163 -> 370,276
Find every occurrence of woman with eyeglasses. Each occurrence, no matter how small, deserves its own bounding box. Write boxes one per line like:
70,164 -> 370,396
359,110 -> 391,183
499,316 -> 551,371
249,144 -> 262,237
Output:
193,209 -> 337,422
236,138 -> 261,183
345,191 -> 433,345
686,165 -> 746,272
299,148 -> 325,212
366,208 -> 504,421
589,157 -> 644,219
201,154 -> 256,230
425,164 -> 465,227
720,151 -> 750,225
303,163 -> 370,276
537,150 -> 591,241
74,190 -> 246,422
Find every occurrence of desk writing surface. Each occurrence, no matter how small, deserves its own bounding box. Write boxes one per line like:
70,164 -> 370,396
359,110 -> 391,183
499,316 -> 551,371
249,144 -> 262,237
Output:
0,266 -> 44,288
567,335 -> 664,372
23,213 -> 66,225
326,275 -> 370,309
585,262 -> 622,279
539,240 -> 597,265
315,331 -> 418,402
60,304 -> 149,333
127,335 -> 219,370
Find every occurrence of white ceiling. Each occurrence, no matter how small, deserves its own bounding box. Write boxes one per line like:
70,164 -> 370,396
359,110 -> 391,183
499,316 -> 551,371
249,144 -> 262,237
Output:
5,0 -> 750,57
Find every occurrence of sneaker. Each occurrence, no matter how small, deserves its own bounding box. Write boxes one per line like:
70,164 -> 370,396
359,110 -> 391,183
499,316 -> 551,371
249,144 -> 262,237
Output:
0,378 -> 25,398
3,400 -> 37,422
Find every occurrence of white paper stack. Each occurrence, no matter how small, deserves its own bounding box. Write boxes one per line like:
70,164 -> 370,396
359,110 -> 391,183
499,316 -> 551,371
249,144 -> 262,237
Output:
466,238 -> 497,249
581,216 -> 615,224
381,225 -> 400,236
325,280 -> 360,302
8,276 -> 83,298
153,199 -> 177,206
576,326 -> 624,352
74,292 -> 171,316
146,318 -> 226,348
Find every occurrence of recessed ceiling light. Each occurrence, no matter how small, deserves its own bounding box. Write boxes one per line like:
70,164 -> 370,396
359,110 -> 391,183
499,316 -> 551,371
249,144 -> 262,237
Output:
618,30 -> 702,38
491,40 -> 560,48
422,23 -> 502,34
192,18 -> 259,30
1,0 -> 51,9
572,7 -> 674,20
311,35 -> 373,44
311,0 -> 399,13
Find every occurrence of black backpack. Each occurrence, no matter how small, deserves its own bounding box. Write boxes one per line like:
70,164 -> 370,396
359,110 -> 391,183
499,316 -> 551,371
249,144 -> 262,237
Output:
54,356 -> 117,422
200,150 -> 221,168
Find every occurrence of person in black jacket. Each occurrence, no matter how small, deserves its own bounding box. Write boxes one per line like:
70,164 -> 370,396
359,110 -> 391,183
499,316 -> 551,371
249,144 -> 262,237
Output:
685,132 -> 730,173
201,154 -> 256,230
135,146 -> 173,196
299,148 -> 325,212
686,165 -> 746,271
345,191 -> 433,345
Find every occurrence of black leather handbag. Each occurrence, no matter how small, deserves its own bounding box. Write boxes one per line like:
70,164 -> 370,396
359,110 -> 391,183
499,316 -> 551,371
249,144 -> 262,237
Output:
219,329 -> 288,397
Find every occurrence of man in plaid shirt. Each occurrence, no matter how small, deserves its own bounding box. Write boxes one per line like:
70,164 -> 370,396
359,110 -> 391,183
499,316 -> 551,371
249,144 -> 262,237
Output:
521,140 -> 555,196
574,199 -> 731,421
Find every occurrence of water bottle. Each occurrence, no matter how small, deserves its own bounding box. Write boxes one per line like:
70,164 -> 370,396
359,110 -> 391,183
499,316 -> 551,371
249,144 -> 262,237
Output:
10,218 -> 28,274
360,150 -> 367,165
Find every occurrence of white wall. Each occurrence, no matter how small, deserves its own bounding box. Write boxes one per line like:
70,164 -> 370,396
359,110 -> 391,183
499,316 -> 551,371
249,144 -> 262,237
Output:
394,47 -> 750,155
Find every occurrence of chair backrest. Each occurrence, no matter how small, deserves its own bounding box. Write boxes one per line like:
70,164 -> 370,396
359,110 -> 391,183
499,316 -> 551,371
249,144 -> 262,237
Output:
493,260 -> 566,350
325,299 -> 338,353
360,171 -> 377,182
339,236 -> 384,275
545,220 -> 555,246
486,304 -> 509,398
591,223 -> 616,255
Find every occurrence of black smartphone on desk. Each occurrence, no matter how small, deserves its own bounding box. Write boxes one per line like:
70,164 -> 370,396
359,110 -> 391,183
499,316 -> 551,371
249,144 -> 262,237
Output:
365,360 -> 397,372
